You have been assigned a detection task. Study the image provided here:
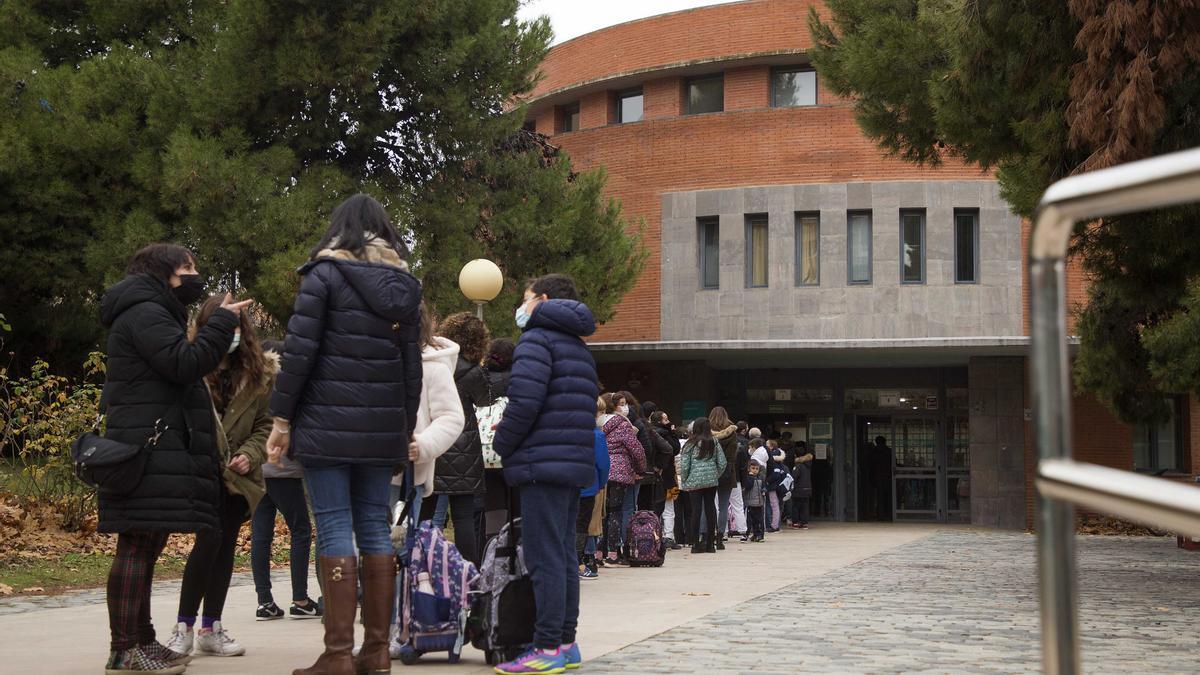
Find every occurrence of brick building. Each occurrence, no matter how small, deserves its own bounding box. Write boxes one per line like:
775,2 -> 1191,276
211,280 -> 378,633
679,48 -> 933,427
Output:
520,0 -> 1198,528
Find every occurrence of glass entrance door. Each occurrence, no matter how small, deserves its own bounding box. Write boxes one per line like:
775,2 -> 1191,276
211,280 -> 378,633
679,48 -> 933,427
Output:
893,417 -> 940,521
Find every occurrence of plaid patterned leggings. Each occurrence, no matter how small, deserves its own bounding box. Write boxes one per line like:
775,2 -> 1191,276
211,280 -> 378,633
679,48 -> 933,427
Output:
107,531 -> 169,651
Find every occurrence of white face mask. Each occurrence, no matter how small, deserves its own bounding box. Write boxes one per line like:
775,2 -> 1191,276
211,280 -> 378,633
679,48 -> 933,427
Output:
617,405 -> 630,416
228,331 -> 241,354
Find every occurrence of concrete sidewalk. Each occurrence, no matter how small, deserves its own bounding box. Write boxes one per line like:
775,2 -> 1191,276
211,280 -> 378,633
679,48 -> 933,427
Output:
0,523 -> 935,674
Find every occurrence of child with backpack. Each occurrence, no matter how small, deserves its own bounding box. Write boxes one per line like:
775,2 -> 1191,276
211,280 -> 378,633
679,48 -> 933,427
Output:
740,460 -> 766,542
492,274 -> 600,674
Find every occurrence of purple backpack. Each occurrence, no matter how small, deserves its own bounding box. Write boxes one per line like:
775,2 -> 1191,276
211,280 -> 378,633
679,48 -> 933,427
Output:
627,510 -> 665,567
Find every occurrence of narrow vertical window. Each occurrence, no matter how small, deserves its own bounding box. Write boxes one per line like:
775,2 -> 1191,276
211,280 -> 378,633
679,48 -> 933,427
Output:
699,217 -> 720,289
901,209 -> 926,284
746,215 -> 768,288
848,211 -> 872,284
617,88 -> 643,123
795,212 -> 820,286
1133,397 -> 1183,472
955,209 -> 980,283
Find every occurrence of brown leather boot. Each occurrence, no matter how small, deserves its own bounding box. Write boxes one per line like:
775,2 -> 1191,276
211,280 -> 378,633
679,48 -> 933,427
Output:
294,556 -> 358,675
354,555 -> 397,674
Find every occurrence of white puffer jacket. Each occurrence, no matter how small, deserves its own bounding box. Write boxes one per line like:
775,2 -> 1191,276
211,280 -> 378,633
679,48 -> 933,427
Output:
394,337 -> 466,495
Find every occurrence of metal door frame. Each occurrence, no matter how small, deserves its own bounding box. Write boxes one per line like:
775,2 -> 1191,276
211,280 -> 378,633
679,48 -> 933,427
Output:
891,415 -> 944,522
1031,146 -> 1200,674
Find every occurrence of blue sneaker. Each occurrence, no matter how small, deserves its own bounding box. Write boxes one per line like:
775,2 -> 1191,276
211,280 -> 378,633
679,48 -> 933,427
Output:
494,647 -> 568,674
562,643 -> 582,670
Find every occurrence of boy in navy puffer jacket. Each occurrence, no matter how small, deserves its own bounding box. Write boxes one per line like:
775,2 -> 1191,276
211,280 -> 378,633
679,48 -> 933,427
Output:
493,274 -> 600,674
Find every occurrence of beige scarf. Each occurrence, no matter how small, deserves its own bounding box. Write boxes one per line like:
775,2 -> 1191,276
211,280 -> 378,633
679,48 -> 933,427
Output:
316,236 -> 409,271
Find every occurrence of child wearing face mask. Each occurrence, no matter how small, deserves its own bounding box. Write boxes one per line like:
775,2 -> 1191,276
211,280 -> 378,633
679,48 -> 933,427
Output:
165,295 -> 272,659
492,274 -> 601,674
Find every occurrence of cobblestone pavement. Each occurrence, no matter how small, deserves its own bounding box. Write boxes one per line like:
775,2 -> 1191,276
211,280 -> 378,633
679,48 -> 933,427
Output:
585,530 -> 1200,674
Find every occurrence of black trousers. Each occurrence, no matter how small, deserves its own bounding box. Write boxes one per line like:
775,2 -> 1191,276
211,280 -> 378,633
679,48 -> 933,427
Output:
575,495 -> 595,559
179,490 -> 249,620
747,505 -> 765,538
419,493 -> 479,565
792,489 -> 812,524
688,487 -> 717,545
673,494 -> 692,544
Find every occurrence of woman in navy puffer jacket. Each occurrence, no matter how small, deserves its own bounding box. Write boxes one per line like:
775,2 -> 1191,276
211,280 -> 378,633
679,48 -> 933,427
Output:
267,194 -> 422,675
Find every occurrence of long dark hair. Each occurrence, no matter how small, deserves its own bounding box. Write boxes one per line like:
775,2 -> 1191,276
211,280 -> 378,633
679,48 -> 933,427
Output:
310,194 -> 408,260
688,416 -> 717,460
126,243 -> 195,285
617,390 -> 643,421
418,302 -> 439,350
192,294 -> 269,409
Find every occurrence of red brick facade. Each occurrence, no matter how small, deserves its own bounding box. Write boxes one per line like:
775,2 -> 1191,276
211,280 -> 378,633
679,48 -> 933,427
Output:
525,0 -> 989,342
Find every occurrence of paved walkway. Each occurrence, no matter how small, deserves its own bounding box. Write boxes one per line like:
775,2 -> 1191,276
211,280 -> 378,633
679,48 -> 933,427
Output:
1,525 -> 1196,673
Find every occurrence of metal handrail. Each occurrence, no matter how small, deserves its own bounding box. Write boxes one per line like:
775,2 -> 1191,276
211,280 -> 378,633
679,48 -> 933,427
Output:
1031,146 -> 1200,675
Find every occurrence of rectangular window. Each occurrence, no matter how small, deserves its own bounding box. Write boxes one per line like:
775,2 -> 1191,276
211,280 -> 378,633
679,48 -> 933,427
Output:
557,102 -> 580,133
617,88 -> 643,123
847,211 -> 872,284
746,215 -> 769,288
900,209 -> 926,284
686,75 -> 724,115
771,67 -> 817,107
795,212 -> 820,286
1133,397 -> 1184,473
955,209 -> 980,283
699,217 -> 720,289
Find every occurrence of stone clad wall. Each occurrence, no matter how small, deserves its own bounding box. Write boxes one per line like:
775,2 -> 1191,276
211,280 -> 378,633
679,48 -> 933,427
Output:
969,356 -> 1026,529
660,181 -> 1023,341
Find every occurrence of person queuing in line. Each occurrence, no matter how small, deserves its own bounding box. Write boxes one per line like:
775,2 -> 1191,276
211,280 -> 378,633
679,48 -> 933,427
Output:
165,295 -> 273,659
679,417 -> 727,554
703,406 -> 739,550
727,421 -> 750,538
267,193 -> 423,675
98,244 -> 250,675
422,312 -> 494,566
578,397 -> 611,580
479,337 -> 515,548
791,440 -> 815,530
492,274 -> 601,674
740,460 -> 767,542
765,448 -> 791,532
251,338 -> 321,625
380,302 -> 464,658
649,410 -> 683,549
672,425 -> 693,546
599,392 -> 647,567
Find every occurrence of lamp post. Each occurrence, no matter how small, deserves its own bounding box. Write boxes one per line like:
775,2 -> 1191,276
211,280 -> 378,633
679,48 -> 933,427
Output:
458,258 -> 504,320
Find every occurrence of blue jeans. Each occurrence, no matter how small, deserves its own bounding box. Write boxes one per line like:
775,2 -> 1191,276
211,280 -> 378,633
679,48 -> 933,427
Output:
305,464 -> 394,557
520,484 -> 580,649
432,494 -> 449,529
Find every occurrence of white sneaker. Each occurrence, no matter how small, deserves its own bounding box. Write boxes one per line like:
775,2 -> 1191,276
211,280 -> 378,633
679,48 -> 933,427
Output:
164,623 -> 193,656
195,621 -> 245,657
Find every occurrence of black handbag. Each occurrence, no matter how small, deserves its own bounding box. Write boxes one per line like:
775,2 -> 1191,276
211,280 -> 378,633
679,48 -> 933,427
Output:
71,419 -> 165,495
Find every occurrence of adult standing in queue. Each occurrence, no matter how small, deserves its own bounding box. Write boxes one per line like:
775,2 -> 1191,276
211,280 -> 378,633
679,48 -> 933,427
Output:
267,194 -> 423,675
423,312 -> 495,566
479,338 -> 515,547
704,406 -> 739,550
165,295 -> 274,659
679,417 -> 727,554
98,244 -> 250,675
600,393 -> 647,566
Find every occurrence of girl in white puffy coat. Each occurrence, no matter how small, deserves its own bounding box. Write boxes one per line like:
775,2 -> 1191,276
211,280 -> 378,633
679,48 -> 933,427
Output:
380,305 -> 465,657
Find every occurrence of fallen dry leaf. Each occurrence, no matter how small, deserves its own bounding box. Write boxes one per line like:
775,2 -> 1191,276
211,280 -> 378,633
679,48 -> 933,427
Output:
0,583 -> 12,596
683,592 -> 711,597
22,586 -> 44,593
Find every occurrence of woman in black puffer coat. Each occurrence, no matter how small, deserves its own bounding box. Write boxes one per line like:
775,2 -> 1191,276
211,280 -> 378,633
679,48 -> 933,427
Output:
266,194 -> 423,675
480,337 -> 515,549
98,243 -> 249,673
422,312 -> 494,565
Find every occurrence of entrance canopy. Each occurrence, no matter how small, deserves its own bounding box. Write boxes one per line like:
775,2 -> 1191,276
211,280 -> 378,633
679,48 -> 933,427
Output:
589,337 -> 1036,369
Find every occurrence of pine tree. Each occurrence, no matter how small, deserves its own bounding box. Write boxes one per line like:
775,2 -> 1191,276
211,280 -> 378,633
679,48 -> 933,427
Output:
810,0 -> 1200,423
0,1 -> 643,368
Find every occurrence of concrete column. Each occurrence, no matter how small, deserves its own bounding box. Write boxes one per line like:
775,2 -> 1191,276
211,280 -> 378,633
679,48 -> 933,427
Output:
968,356 -> 1027,528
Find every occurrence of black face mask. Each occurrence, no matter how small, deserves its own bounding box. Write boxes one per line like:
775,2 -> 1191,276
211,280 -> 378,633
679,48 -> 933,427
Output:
172,274 -> 207,306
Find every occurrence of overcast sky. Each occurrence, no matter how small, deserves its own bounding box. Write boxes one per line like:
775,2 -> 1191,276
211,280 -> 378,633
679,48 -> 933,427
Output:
517,0 -> 742,45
